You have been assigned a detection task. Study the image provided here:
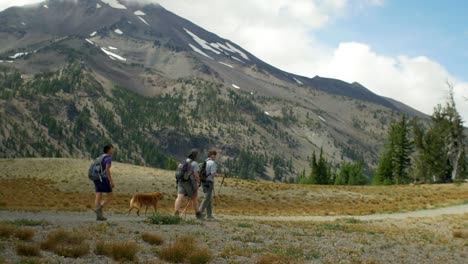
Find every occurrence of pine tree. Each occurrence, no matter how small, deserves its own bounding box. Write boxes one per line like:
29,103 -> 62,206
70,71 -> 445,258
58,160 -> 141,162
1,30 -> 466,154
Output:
310,151 -> 319,184
373,150 -> 393,185
316,148 -> 330,184
445,88 -> 467,181
374,115 -> 413,185
335,162 -> 350,185
391,115 -> 413,184
411,91 -> 466,183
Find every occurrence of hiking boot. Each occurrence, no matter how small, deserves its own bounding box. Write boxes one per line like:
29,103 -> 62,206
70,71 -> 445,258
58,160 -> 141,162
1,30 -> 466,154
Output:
206,215 -> 214,219
97,216 -> 107,221
196,211 -> 205,219
95,207 -> 105,220
174,211 -> 180,216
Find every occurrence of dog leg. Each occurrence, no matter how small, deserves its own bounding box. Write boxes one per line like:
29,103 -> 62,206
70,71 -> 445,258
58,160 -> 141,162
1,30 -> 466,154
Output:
144,205 -> 149,216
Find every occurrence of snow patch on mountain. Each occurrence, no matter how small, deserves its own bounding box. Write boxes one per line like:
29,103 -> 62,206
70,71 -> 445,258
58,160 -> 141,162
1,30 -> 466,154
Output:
134,10 -> 146,16
232,84 -> 240,89
96,3 -> 101,8
231,56 -> 245,64
114,29 -> 123,34
264,111 -> 271,116
137,16 -> 149,26
208,43 -> 224,52
184,28 -> 220,55
43,5 -> 49,9
90,31 -> 97,37
293,77 -> 303,85
214,42 -> 249,61
9,53 -> 26,59
21,22 -> 26,26
188,44 -> 213,59
225,43 -> 249,61
219,62 -> 234,68
108,46 -> 118,50
85,39 -> 95,45
318,116 -> 326,122
100,48 -> 127,61
101,0 -> 127,9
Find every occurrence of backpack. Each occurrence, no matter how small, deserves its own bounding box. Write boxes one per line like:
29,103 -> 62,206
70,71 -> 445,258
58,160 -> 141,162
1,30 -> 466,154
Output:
175,160 -> 192,182
199,159 -> 209,182
88,154 -> 107,182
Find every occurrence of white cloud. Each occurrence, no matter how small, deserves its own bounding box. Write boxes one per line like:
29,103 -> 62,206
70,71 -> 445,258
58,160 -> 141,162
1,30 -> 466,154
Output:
0,0 -> 43,10
317,42 -> 468,119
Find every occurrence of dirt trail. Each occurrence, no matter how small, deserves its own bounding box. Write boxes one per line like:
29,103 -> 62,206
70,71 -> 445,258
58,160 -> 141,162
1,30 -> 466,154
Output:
1,204 -> 467,224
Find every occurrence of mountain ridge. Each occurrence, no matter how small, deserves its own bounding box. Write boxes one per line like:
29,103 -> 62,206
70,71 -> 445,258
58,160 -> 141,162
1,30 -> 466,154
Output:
0,0 -> 430,181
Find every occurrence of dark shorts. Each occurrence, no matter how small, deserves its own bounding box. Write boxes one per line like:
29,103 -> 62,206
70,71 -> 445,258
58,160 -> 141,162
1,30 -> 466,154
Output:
177,180 -> 197,198
94,177 -> 112,193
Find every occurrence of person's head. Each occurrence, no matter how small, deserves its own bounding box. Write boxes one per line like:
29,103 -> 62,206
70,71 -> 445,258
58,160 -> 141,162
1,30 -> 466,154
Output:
188,149 -> 198,160
208,149 -> 217,160
103,144 -> 114,156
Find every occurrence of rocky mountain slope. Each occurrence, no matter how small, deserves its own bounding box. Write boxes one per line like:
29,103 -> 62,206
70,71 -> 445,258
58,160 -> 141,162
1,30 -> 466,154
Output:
0,0 -> 430,181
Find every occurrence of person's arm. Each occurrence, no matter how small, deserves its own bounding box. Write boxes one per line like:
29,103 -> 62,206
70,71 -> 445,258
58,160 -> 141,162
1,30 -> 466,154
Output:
194,171 -> 200,186
106,163 -> 115,188
211,162 -> 218,177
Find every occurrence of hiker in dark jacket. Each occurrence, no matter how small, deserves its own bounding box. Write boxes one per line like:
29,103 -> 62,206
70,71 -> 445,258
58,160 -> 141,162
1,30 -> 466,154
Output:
93,144 -> 115,221
199,150 -> 218,219
174,150 -> 203,219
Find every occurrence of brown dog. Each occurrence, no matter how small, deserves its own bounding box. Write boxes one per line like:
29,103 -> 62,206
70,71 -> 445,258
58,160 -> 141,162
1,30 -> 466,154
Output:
128,192 -> 163,216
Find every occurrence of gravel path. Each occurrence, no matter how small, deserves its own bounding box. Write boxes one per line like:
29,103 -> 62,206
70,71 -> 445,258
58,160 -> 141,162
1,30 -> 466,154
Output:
1,204 -> 467,224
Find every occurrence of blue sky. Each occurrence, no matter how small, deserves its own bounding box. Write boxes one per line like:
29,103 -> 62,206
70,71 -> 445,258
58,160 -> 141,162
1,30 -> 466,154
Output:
318,0 -> 467,79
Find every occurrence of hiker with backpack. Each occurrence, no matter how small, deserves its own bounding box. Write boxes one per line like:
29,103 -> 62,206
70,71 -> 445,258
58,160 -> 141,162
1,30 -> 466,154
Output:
174,150 -> 204,219
88,144 -> 115,221
198,150 -> 218,219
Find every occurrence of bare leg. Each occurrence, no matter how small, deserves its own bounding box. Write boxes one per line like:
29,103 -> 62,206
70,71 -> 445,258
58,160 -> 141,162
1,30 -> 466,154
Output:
174,194 -> 185,212
95,193 -> 103,208
100,193 -> 113,208
192,196 -> 199,213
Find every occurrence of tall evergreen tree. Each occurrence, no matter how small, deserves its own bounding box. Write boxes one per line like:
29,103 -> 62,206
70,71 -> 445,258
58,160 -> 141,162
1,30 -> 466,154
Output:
411,89 -> 466,183
391,115 -> 413,184
445,88 -> 467,181
373,115 -> 413,185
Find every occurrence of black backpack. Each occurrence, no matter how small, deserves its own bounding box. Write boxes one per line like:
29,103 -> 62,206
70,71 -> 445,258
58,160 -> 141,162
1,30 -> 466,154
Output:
199,159 -> 209,182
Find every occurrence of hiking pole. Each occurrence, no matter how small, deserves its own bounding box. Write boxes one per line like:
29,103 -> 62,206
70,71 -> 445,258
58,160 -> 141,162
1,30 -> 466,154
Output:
214,172 -> 228,207
181,184 -> 201,218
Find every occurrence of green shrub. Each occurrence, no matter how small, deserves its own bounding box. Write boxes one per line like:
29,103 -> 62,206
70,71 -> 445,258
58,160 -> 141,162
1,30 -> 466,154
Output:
147,213 -> 182,225
9,219 -> 49,227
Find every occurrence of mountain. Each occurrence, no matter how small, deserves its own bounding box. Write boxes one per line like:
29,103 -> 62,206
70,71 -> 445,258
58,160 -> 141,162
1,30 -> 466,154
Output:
0,0 -> 429,181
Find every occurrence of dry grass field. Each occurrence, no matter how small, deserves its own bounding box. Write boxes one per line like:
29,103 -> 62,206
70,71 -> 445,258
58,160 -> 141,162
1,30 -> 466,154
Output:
1,158 -> 467,263
1,158 -> 468,216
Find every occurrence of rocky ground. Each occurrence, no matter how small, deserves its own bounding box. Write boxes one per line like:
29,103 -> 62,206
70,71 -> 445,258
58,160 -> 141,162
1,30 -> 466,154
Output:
0,207 -> 467,264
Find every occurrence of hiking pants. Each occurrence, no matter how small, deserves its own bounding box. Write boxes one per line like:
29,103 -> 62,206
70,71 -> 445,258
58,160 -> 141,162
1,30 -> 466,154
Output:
199,181 -> 214,217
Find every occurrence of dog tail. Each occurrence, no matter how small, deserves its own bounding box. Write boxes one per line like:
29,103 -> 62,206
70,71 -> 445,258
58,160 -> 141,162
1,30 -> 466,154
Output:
129,196 -> 134,206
